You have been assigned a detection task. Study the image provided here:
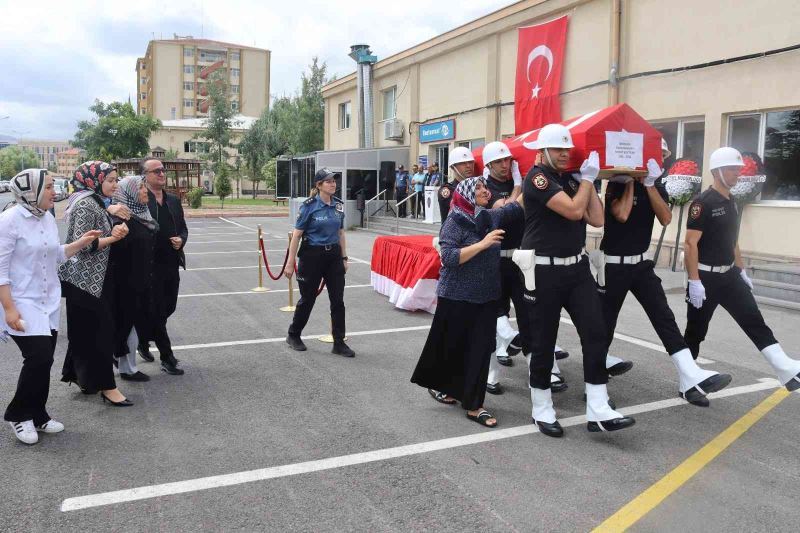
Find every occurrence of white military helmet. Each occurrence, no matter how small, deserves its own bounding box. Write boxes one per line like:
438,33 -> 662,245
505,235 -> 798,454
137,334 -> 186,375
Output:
709,147 -> 744,171
482,141 -> 513,167
661,138 -> 671,159
535,124 -> 574,149
449,146 -> 475,167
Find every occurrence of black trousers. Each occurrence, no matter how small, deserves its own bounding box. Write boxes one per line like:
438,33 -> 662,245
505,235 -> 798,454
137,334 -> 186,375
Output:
498,257 -> 533,354
288,244 -> 346,341
5,331 -> 57,426
396,190 -> 407,218
684,267 -> 777,359
413,191 -> 425,218
141,263 -> 180,363
525,257 -> 608,389
601,260 -> 687,355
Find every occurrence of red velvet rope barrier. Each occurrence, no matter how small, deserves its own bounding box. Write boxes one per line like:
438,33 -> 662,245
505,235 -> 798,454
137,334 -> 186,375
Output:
260,238 -> 326,295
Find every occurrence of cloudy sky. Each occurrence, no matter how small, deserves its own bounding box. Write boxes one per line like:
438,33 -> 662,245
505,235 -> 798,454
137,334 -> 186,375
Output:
0,0 -> 512,141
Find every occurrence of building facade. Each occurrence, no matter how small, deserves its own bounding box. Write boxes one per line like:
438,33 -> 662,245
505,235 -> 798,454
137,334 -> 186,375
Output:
136,36 -> 270,122
17,139 -> 71,171
55,148 -> 87,176
321,0 -> 800,260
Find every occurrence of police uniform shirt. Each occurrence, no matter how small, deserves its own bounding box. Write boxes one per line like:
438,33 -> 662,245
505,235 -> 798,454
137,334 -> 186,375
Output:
686,187 -> 738,266
521,165 -> 586,257
601,178 -> 668,256
295,195 -> 345,246
438,181 -> 457,218
486,176 -> 522,250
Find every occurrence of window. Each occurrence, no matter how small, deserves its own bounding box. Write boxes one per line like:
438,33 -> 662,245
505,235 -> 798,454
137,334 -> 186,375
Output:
651,118 -> 705,173
382,86 -> 396,120
231,85 -> 239,94
184,140 -> 209,153
183,82 -> 194,91
184,47 -> 194,57
184,65 -> 194,74
231,101 -> 239,112
338,101 -> 351,130
140,77 -> 147,86
456,139 -> 485,151
729,109 -> 800,200
199,50 -> 226,62
231,68 -> 240,78
184,99 -> 193,108
141,92 -> 146,100
230,52 -> 240,62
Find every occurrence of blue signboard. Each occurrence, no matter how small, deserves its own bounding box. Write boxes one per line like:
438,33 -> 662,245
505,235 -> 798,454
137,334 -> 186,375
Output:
418,155 -> 428,167
419,119 -> 456,143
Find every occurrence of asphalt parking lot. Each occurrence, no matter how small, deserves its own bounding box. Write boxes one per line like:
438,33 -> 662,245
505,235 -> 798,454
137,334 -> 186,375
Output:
0,213 -> 798,532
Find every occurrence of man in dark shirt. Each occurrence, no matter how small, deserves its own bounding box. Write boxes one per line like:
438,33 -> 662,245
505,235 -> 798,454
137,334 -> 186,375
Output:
516,123 -> 634,438
600,144 -> 730,406
684,147 -> 800,391
138,157 -> 187,376
394,166 -> 409,218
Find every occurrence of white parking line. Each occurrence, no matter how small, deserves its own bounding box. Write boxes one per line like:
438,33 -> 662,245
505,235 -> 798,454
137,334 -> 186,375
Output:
179,284 -> 372,298
184,250 -> 284,256
219,217 -> 257,231
185,261 -> 369,272
59,379 -> 783,512
187,239 -> 285,245
185,232 -> 253,236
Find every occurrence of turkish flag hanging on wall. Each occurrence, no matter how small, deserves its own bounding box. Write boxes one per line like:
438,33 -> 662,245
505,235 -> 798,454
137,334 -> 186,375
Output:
514,15 -> 569,135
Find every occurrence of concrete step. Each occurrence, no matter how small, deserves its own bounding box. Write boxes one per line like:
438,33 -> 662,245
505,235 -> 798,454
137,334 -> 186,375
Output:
364,216 -> 441,236
352,226 -> 399,237
755,295 -> 800,313
749,263 -> 800,285
752,278 -> 800,304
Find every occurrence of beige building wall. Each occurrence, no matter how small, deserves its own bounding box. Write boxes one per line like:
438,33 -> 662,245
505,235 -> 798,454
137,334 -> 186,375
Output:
322,0 -> 800,260
153,42 -> 183,121
17,139 -> 71,170
240,49 -> 270,117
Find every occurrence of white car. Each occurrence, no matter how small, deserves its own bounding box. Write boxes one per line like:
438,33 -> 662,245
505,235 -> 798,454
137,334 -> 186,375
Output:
0,180 -> 10,192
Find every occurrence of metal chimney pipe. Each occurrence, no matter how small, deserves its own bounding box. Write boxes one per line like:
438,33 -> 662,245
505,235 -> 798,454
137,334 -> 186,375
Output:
349,44 -> 377,149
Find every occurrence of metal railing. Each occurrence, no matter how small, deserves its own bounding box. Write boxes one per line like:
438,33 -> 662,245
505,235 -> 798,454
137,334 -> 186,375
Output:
395,191 -> 424,234
363,189 -> 386,229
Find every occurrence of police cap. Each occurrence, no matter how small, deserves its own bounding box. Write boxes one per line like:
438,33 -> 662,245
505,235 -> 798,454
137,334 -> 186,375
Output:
314,168 -> 340,183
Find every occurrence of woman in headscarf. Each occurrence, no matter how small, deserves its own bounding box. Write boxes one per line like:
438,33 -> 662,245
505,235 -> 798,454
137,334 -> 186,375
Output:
411,177 -> 505,428
109,176 -> 158,382
59,161 -> 133,407
0,169 -> 101,444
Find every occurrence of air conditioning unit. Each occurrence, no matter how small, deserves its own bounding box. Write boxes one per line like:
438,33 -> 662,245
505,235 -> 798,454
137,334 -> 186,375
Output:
384,119 -> 404,141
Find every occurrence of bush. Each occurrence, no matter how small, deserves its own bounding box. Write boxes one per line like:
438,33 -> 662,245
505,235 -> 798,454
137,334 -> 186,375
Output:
187,187 -> 204,209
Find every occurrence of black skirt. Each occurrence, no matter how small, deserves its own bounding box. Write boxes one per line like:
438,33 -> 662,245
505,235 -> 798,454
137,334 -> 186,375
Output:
411,297 -> 498,411
61,271 -> 117,392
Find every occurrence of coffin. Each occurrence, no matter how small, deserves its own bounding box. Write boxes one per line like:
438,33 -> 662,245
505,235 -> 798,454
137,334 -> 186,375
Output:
474,103 -> 663,179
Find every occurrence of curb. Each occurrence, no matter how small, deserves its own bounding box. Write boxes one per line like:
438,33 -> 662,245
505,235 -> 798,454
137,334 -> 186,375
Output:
184,211 -> 289,219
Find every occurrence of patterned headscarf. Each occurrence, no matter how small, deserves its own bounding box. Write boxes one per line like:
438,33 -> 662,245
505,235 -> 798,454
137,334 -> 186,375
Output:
10,168 -> 48,218
114,176 -> 157,231
450,176 -> 485,221
65,160 -> 116,221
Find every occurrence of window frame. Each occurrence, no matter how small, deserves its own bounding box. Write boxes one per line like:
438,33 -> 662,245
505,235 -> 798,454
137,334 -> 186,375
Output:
338,101 -> 351,130
183,65 -> 194,74
650,116 -> 705,160
381,86 -> 397,121
183,99 -> 193,108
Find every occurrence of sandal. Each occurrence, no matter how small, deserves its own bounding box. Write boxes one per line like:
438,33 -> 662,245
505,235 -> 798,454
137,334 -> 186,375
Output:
466,409 -> 497,428
428,389 -> 456,405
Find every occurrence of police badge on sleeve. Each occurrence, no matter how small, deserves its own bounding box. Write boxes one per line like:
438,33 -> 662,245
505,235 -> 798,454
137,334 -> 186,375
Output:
532,174 -> 549,190
440,187 -> 451,199
689,202 -> 703,220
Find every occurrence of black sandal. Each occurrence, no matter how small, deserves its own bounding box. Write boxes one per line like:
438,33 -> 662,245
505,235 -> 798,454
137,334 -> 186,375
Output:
466,410 -> 497,428
428,389 -> 456,405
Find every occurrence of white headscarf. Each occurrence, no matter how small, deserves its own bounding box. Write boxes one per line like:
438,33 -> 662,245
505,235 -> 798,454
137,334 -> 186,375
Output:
10,168 -> 48,217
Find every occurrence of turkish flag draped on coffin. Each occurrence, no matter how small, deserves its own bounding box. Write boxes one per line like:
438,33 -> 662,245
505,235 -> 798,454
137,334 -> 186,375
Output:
514,15 -> 569,135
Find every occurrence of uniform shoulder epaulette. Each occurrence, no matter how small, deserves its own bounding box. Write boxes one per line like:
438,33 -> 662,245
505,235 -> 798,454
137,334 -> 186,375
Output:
302,196 -> 316,206
332,195 -> 343,204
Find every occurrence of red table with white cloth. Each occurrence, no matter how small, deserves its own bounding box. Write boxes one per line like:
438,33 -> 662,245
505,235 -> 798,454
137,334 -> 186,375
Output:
370,235 -> 440,313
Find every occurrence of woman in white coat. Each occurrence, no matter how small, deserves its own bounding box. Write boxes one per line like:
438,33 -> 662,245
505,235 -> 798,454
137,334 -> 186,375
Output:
0,169 -> 100,445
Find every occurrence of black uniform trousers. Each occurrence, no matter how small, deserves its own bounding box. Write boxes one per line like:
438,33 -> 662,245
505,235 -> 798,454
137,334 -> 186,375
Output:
289,244 -> 346,341
601,260 -> 687,355
526,257 -> 608,389
5,331 -> 57,426
396,189 -> 407,218
141,263 -> 180,363
684,267 -> 777,359
413,191 -> 425,218
498,257 -> 533,354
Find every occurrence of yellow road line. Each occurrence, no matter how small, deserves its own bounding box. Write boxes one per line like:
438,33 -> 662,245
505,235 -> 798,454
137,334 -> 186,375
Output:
593,388 -> 791,532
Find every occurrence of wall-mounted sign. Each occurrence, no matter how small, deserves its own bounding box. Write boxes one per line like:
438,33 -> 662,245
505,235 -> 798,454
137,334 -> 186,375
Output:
418,155 -> 428,167
419,119 -> 456,143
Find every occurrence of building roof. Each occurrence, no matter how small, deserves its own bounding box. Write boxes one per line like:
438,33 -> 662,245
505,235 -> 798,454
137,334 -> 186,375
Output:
60,148 -> 84,156
159,115 -> 259,130
151,38 -> 269,53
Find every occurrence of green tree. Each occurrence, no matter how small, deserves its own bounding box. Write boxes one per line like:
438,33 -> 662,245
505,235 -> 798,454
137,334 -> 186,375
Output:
0,146 -> 42,177
293,57 -> 327,154
239,102 -> 291,198
197,72 -> 239,172
214,163 -> 232,208
165,148 -> 180,159
260,158 -> 277,196
73,100 -> 161,161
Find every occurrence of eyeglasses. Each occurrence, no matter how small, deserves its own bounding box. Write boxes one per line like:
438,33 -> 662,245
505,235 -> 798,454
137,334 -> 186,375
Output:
148,168 -> 166,175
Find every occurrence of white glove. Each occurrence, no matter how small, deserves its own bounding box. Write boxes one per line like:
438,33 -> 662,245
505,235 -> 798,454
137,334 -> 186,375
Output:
579,151 -> 600,183
483,167 -> 490,179
609,174 -> 633,184
645,158 -> 662,187
511,160 -> 522,187
688,279 -> 706,309
740,269 -> 754,291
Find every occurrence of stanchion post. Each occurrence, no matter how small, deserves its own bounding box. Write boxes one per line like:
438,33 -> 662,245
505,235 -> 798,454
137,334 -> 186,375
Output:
251,224 -> 269,292
280,231 -> 296,311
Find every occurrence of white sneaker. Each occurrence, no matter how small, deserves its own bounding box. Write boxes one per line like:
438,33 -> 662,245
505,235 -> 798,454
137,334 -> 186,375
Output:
36,419 -> 65,434
9,420 -> 38,445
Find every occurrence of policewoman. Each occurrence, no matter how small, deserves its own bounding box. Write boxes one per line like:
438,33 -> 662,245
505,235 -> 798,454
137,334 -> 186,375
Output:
284,168 -> 355,358
513,123 -> 635,438
438,147 -> 474,220
684,147 -> 800,391
600,141 -> 731,406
